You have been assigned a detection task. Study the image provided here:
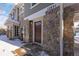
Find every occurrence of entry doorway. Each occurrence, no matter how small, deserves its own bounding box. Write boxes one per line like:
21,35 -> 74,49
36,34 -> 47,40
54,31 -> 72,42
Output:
34,21 -> 41,43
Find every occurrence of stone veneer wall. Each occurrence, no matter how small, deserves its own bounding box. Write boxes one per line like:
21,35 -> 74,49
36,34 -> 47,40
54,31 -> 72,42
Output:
63,6 -> 74,56
43,6 -> 60,56
63,4 -> 79,56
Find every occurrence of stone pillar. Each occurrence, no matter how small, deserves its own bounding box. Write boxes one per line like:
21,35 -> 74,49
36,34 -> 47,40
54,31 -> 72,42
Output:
63,6 -> 74,56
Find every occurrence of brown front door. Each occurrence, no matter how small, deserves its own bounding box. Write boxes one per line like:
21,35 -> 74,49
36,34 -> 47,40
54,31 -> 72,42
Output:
34,21 -> 41,43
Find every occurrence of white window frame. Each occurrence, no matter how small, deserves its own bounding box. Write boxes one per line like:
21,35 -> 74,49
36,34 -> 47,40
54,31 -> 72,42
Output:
30,3 -> 39,9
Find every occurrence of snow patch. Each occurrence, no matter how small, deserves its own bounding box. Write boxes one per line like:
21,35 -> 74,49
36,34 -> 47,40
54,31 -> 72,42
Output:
0,35 -> 23,56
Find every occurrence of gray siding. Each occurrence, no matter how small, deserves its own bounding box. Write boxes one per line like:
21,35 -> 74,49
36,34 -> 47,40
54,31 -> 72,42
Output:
24,3 -> 53,18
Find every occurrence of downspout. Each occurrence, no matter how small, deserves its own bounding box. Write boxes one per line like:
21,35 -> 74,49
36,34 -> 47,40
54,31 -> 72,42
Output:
60,3 -> 63,56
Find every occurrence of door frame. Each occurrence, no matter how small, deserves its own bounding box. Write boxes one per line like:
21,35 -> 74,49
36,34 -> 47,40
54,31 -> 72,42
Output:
29,20 -> 33,42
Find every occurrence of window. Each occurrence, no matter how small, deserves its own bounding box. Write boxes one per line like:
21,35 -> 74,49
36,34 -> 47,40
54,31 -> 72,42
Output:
30,3 -> 39,9
14,26 -> 19,36
10,12 -> 15,20
17,8 -> 19,21
10,14 -> 12,19
32,3 -> 36,6
12,12 -> 15,20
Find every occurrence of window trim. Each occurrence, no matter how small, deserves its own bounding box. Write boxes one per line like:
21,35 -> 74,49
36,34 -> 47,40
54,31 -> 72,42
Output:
30,3 -> 39,9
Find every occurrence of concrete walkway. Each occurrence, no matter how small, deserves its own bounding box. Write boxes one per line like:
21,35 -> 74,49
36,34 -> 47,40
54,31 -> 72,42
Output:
0,35 -> 23,56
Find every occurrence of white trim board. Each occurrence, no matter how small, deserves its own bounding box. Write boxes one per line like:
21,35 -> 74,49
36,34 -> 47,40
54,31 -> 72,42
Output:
24,3 -> 60,20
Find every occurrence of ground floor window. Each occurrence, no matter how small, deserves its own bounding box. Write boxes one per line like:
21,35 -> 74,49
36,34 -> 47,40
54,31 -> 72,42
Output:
14,26 -> 19,37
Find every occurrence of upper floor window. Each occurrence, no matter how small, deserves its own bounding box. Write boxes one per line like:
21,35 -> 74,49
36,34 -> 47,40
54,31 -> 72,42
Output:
17,8 -> 19,21
32,3 -> 36,6
12,12 -> 15,20
30,3 -> 39,9
10,12 -> 14,20
10,14 -> 12,18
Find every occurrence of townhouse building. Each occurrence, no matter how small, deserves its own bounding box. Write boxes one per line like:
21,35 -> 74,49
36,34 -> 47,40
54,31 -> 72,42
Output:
5,3 -> 24,40
5,3 -> 62,55
5,3 -> 79,56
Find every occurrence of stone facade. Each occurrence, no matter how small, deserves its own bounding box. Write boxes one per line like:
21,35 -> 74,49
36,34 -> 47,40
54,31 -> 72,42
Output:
43,6 -> 60,55
63,6 -> 74,56
63,4 -> 79,56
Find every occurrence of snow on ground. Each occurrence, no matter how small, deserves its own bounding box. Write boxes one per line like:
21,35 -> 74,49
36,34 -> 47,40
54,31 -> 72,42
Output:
0,35 -> 23,56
